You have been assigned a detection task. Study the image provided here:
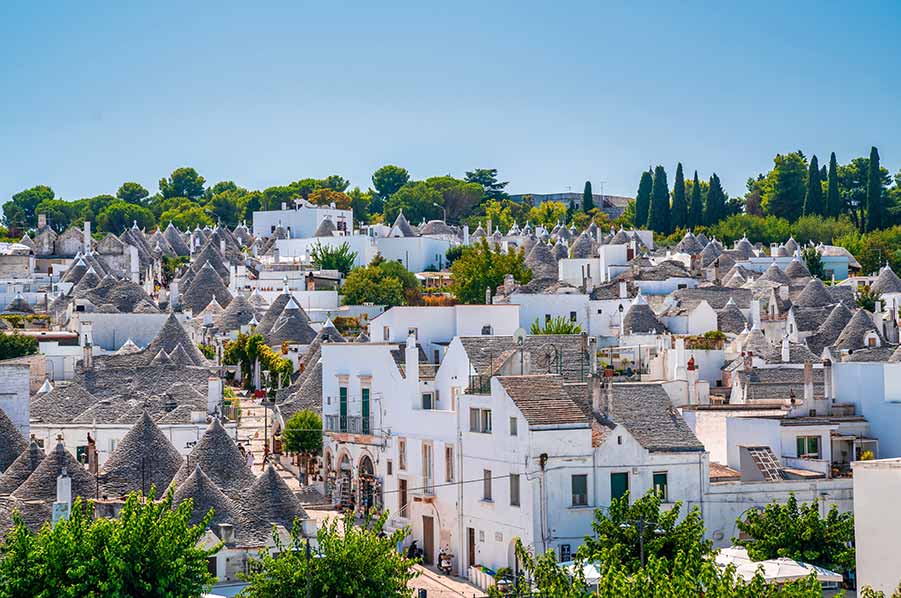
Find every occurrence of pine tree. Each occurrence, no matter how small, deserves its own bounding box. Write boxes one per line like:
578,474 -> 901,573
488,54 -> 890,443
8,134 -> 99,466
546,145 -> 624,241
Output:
705,174 -> 726,226
647,165 -> 670,234
635,170 -> 653,228
802,154 -> 824,216
866,146 -> 883,231
582,181 -> 594,212
826,152 -> 841,218
670,163 -> 687,230
688,170 -> 703,229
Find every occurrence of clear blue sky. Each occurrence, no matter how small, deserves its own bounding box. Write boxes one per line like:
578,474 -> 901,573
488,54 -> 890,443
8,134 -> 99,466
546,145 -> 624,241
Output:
2,1 -> 899,204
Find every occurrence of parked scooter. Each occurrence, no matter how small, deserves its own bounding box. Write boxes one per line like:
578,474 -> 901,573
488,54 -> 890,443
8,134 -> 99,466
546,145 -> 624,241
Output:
437,547 -> 453,575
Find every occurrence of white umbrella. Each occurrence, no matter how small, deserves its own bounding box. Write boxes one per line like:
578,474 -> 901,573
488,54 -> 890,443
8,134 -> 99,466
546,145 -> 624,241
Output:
715,546 -> 843,584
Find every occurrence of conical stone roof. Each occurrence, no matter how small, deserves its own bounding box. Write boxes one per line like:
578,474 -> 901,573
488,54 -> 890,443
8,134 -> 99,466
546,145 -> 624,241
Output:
13,441 -> 96,502
61,259 -> 88,285
313,218 -> 337,237
217,294 -> 256,332
173,464 -> 239,528
98,411 -> 184,497
833,310 -> 884,351
717,299 -> 748,335
191,242 -> 230,280
759,262 -> 791,286
266,298 -> 317,346
570,233 -> 595,259
784,258 -> 811,280
0,440 -> 45,494
794,278 -> 834,307
182,262 -> 232,314
0,408 -> 27,472
4,293 -> 35,315
871,265 -> 901,295
143,313 -> 207,366
238,464 -> 308,532
525,242 -> 558,280
171,418 -> 255,498
255,291 -> 292,336
552,240 -> 568,260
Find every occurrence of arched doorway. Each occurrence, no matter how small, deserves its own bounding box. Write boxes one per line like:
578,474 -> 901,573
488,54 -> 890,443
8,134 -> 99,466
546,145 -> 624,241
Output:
358,454 -> 376,512
335,452 -> 353,509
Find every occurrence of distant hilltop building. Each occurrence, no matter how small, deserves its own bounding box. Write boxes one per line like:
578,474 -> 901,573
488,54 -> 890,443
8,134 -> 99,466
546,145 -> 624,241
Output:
509,192 -> 632,218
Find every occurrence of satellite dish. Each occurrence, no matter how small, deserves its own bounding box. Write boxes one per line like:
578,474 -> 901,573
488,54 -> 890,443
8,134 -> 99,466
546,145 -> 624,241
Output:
514,328 -> 526,346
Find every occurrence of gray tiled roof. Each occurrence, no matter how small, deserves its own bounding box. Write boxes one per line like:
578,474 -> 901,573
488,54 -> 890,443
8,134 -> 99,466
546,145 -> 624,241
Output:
419,220 -> 455,236
622,302 -> 667,334
173,464 -> 238,528
30,382 -> 99,424
699,242 -> 721,267
459,334 -> 591,382
255,292 -> 292,336
171,419 -> 255,499
217,293 -> 256,332
717,300 -> 748,334
142,314 -> 208,366
525,242 -> 559,280
805,303 -> 853,355
871,266 -> 901,295
391,212 -> 417,237
279,361 -> 323,422
313,218 -> 337,237
740,328 -> 776,360
784,258 -> 811,280
13,441 -> 96,502
790,306 -> 833,334
238,464 -> 308,537
570,233 -> 595,259
793,278 -> 834,307
833,310 -> 884,352
759,262 -> 792,286
844,345 -> 898,362
182,261 -> 233,314
0,440 -> 44,494
98,411 -> 184,498
497,375 -> 588,427
164,223 -> 191,256
191,242 -> 230,280
675,233 -> 704,255
266,300 -> 317,346
671,286 -> 752,310
0,408 -> 26,473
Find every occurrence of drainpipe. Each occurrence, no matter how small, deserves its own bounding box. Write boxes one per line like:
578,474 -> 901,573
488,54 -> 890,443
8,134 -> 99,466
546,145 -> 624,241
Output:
456,380 -> 465,576
539,452 -> 548,553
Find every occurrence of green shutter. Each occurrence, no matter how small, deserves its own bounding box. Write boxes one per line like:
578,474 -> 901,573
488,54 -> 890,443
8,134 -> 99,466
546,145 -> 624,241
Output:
797,436 -> 805,456
361,388 -> 370,434
611,472 -> 629,500
339,387 -> 348,432
653,473 -> 668,500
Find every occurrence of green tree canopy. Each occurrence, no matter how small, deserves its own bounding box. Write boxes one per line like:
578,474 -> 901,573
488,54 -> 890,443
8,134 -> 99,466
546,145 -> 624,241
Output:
826,152 -> 842,218
450,238 -> 532,304
310,242 -> 358,275
159,202 -> 213,231
582,181 -> 594,212
341,264 -> 406,307
671,163 -> 687,229
383,181 -> 442,224
803,154 -> 824,216
688,170 -> 704,228
465,168 -> 509,201
530,316 -> 582,335
635,169 -> 653,228
735,494 -> 855,573
647,165 -> 670,233
424,176 -> 482,223
866,146 -> 884,231
705,173 -> 727,226
116,182 -> 150,204
239,512 -> 418,598
97,200 -> 156,233
159,167 -> 206,200
283,410 -> 323,455
0,332 -> 38,360
763,152 -> 808,222
0,490 -> 218,598
371,165 -> 410,213
3,185 -> 55,231
528,201 -> 567,229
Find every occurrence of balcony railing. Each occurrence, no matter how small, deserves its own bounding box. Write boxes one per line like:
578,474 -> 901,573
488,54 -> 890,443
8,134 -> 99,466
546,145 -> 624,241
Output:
325,414 -> 375,435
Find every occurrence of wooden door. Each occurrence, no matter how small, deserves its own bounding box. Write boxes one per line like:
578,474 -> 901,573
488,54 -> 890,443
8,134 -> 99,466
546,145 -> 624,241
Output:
467,527 -> 476,569
422,516 -> 434,565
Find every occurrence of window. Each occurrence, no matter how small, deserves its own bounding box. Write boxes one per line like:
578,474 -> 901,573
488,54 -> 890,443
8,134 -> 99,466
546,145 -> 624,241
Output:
398,479 -> 408,518
421,393 -> 434,410
408,327 -> 418,339
361,388 -> 370,434
481,325 -> 493,335
509,417 -> 518,437
433,349 -> 440,364
399,438 -> 407,470
483,470 -> 492,501
422,443 -> 433,493
383,326 -> 390,341
510,474 -> 521,507
569,311 -> 577,322
445,446 -> 454,482
611,472 -> 629,501
653,472 -> 668,501
796,436 -> 821,459
109,439 -> 117,453
617,435 -> 623,445
339,386 -> 348,432
571,474 -> 588,506
559,544 -> 572,562
387,460 -> 393,476
469,408 -> 492,433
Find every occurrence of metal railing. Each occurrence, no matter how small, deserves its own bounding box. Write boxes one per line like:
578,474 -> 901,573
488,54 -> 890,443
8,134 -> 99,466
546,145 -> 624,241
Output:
324,414 -> 375,435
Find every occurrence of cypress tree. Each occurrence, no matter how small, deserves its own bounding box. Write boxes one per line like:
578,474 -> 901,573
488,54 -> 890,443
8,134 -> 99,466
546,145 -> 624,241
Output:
826,152 -> 841,218
671,163 -> 687,230
647,165 -> 670,234
802,154 -> 824,216
866,146 -> 883,231
688,170 -> 703,229
705,174 -> 726,226
635,170 -> 653,228
582,181 -> 594,212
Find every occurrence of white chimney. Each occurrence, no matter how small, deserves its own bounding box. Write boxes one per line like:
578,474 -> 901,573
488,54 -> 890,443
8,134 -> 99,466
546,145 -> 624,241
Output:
750,299 -> 761,329
207,377 -> 223,415
803,361 -> 813,405
405,334 -> 419,390
83,221 -> 91,252
781,336 -> 790,363
53,466 -> 72,525
823,358 -> 833,401
674,337 -> 687,381
129,244 -> 140,283
463,225 -> 470,245
169,281 -> 180,308
618,281 -> 628,299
